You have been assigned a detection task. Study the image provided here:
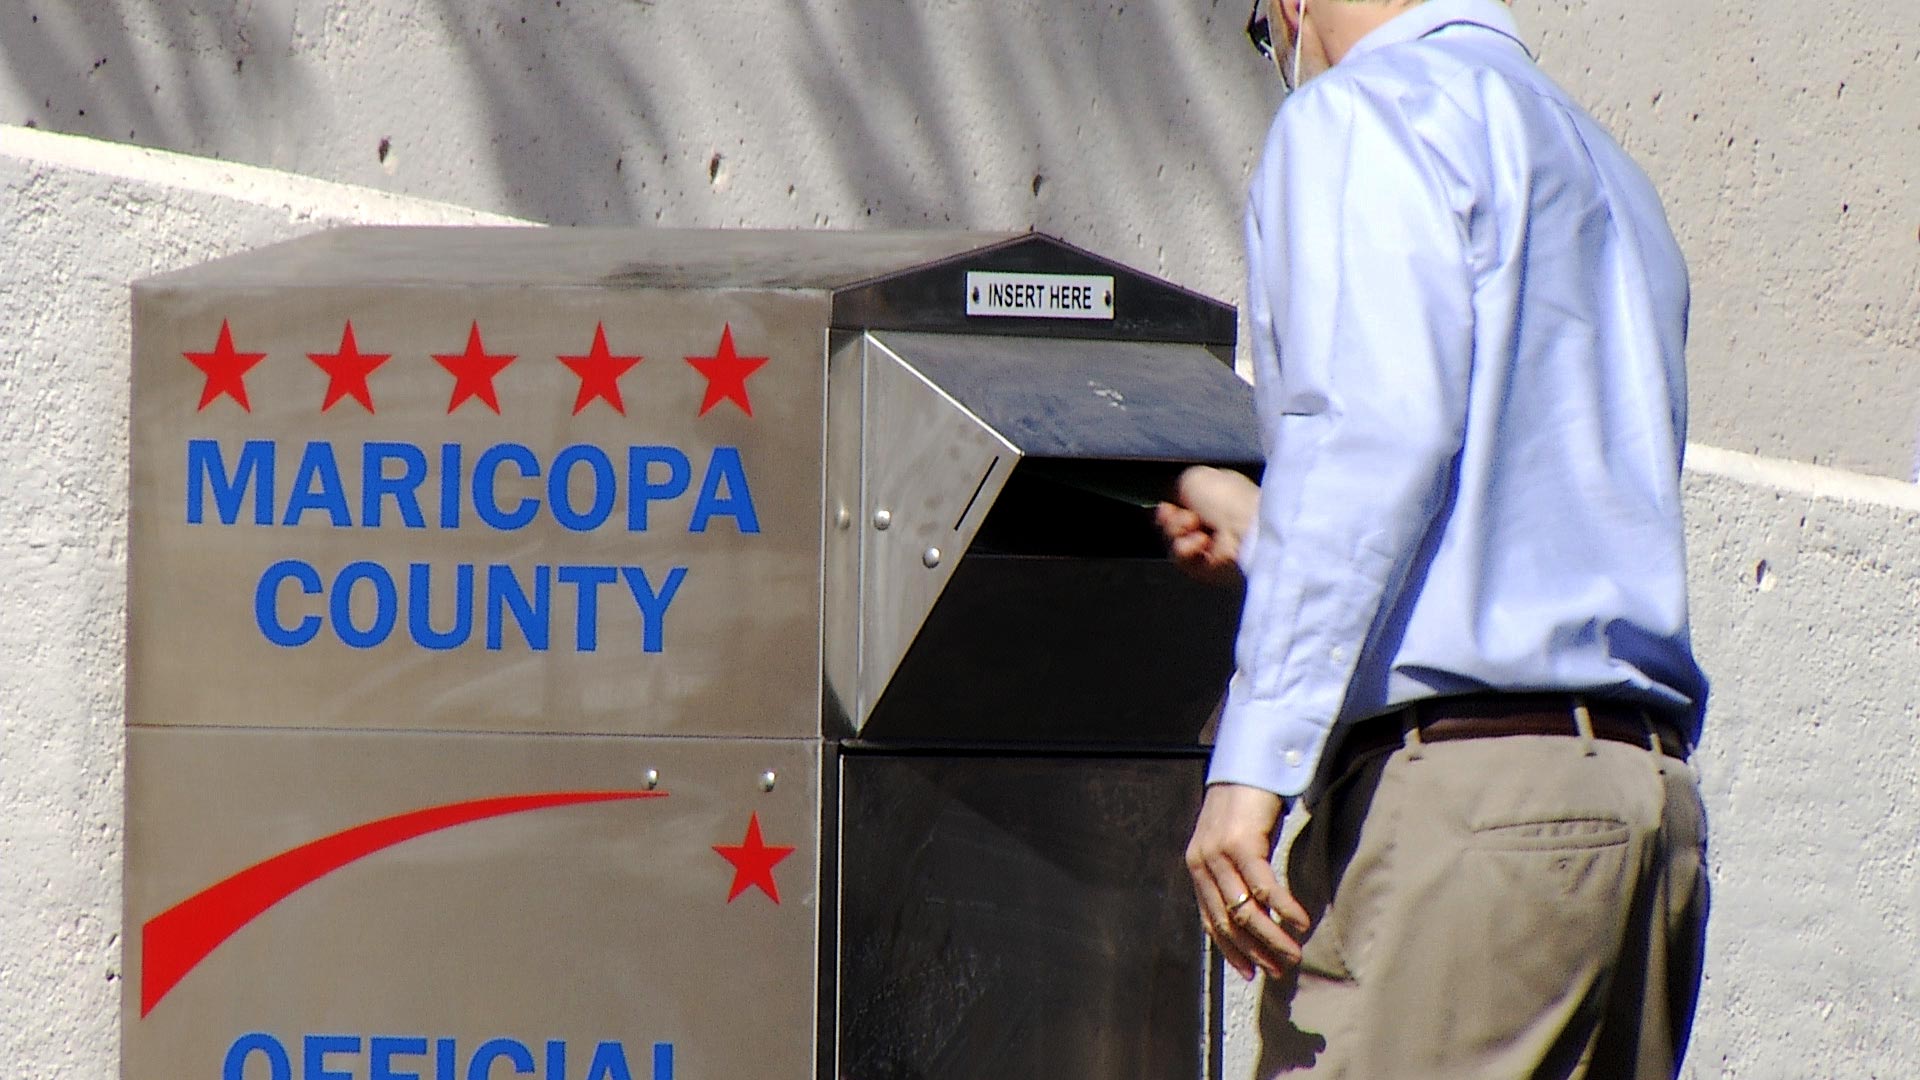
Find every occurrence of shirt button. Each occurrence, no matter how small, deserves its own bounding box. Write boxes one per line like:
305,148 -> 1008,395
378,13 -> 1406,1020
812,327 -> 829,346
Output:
1330,646 -> 1348,664
1283,749 -> 1304,768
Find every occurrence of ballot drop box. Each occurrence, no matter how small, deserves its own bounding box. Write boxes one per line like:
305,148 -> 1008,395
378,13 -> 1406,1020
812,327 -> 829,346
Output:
126,229 -> 1262,1080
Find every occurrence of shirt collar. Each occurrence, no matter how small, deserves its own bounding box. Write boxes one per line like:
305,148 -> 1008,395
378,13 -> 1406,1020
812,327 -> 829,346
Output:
1342,0 -> 1535,64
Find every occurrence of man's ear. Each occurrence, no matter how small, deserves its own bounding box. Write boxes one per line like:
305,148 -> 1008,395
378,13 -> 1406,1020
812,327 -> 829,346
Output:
1274,0 -> 1302,37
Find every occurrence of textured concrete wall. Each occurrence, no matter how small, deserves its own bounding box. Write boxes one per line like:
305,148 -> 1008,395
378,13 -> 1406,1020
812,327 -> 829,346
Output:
0,126 -> 520,1080
0,0 -> 1271,298
1679,455 -> 1920,1080
2,1 -> 1915,477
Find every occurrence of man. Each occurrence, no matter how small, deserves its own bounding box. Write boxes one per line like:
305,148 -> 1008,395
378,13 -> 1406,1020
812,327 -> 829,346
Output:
1158,0 -> 1711,1076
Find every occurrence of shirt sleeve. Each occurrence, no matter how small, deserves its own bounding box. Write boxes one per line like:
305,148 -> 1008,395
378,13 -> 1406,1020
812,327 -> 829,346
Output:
1208,76 -> 1476,796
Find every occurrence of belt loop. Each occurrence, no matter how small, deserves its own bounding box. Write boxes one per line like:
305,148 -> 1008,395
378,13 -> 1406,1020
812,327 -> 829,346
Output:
1400,706 -> 1425,761
1571,696 -> 1598,757
1639,709 -> 1673,775
1638,709 -> 1664,754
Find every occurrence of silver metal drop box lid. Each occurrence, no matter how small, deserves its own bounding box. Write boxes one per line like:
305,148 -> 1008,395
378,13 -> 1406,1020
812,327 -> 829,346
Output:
821,234 -> 1262,747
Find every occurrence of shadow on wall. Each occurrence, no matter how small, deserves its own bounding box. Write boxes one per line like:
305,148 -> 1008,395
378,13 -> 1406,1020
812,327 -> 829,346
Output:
0,0 -> 1275,246
0,1 -> 321,170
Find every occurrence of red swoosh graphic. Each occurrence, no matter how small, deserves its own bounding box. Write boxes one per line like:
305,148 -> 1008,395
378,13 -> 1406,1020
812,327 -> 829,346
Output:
140,790 -> 665,1017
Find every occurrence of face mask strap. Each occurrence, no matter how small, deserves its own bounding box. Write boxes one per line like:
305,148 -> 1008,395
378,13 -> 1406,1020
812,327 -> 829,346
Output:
1287,0 -> 1308,91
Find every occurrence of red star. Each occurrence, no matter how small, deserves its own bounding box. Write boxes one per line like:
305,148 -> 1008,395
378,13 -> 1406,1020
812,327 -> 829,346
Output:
433,322 -> 517,414
558,323 -> 644,416
308,321 -> 392,413
685,325 -> 770,417
712,812 -> 796,904
182,320 -> 267,411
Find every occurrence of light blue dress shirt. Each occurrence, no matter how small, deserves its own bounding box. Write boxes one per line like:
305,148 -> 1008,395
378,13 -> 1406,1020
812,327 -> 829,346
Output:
1210,0 -> 1709,798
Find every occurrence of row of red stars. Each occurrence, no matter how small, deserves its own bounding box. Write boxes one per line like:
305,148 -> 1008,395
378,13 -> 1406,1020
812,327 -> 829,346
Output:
182,320 -> 771,418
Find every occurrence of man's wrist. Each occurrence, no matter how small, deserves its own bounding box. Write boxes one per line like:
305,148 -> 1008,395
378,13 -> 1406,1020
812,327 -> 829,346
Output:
1177,467 -> 1260,557
1206,778 -> 1292,811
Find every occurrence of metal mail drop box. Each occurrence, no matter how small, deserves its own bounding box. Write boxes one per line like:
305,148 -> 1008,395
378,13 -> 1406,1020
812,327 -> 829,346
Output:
126,228 -> 1260,1080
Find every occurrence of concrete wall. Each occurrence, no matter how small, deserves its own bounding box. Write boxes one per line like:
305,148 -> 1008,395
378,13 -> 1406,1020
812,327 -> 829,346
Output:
1678,454 -> 1920,1080
2,0 -> 1916,1074
3,1 -> 1915,478
0,0 -> 1270,296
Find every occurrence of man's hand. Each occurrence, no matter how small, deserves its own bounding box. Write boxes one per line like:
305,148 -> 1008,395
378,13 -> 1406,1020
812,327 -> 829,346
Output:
1156,466 -> 1260,585
1186,782 -> 1312,982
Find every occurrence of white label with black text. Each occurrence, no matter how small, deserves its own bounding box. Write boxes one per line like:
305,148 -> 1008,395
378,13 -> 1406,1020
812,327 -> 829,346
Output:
965,272 -> 1115,320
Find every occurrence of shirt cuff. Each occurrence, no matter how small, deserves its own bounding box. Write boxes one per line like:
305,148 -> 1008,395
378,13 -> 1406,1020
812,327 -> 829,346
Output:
1205,680 -> 1330,798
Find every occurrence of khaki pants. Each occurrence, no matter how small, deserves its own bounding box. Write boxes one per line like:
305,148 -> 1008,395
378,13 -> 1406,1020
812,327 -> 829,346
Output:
1258,727 -> 1709,1080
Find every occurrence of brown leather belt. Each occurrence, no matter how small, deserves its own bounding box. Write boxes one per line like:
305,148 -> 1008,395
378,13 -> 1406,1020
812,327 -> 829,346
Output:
1329,693 -> 1690,777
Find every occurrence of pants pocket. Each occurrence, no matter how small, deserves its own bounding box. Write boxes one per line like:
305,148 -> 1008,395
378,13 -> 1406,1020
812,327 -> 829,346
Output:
1470,817 -> 1631,852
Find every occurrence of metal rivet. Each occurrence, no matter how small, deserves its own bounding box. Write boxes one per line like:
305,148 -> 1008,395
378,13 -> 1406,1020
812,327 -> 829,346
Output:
759,770 -> 777,792
834,506 -> 852,529
872,509 -> 893,531
922,547 -> 942,568
643,769 -> 660,790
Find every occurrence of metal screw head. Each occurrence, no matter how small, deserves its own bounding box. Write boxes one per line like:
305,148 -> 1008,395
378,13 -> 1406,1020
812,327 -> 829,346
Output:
834,506 -> 852,530
872,509 -> 893,531
759,770 -> 778,792
643,769 -> 660,790
922,547 -> 942,568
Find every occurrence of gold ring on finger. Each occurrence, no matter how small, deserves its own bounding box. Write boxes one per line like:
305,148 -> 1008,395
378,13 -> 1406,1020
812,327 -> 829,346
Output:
1227,892 -> 1254,912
